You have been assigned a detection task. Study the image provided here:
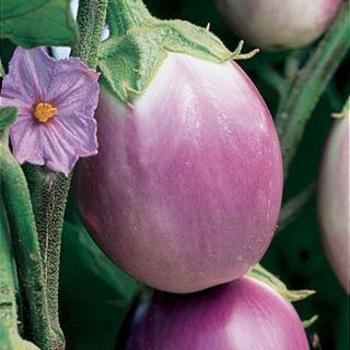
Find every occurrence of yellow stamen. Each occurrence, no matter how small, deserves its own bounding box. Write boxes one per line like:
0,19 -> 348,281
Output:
33,102 -> 58,123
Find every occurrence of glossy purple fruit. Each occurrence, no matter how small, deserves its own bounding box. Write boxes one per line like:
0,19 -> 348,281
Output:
126,277 -> 310,350
318,114 -> 349,293
215,0 -> 342,50
75,53 -> 283,293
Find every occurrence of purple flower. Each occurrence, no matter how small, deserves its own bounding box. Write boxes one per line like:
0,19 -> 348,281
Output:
0,47 -> 99,175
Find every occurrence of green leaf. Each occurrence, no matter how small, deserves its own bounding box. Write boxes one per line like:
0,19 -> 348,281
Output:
0,0 -> 78,48
0,107 -> 17,133
0,193 -> 41,350
60,208 -> 139,350
0,144 -> 53,349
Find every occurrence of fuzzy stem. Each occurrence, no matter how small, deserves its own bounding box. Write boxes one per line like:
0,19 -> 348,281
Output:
276,3 -> 350,178
23,167 -> 70,350
107,0 -> 154,36
23,1 -> 108,349
71,0 -> 108,67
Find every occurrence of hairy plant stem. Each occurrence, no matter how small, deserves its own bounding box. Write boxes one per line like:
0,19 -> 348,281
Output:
23,167 -> 70,350
71,0 -> 109,67
276,3 -> 350,178
22,1 -> 107,349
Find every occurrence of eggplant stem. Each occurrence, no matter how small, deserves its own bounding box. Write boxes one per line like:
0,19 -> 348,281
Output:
276,2 -> 350,178
21,1 -> 108,349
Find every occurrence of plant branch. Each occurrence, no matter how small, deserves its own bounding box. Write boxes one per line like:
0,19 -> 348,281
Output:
276,3 -> 350,178
23,1 -> 108,349
72,0 -> 108,67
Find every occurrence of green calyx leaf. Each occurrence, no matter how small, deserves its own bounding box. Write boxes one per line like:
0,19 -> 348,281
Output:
99,0 -> 237,104
0,0 -> 78,48
302,315 -> 319,329
0,107 -> 17,133
331,95 -> 350,119
248,264 -> 315,302
99,21 -> 232,104
98,25 -> 167,104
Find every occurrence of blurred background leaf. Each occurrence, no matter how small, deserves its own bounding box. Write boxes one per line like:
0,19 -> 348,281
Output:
0,0 -> 78,48
59,201 -> 138,350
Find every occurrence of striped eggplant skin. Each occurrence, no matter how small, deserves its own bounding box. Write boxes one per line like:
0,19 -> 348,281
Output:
215,0 -> 342,50
318,114 -> 349,294
126,277 -> 309,350
75,53 -> 283,293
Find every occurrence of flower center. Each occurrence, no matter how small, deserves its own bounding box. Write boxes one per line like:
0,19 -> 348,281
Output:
33,102 -> 58,123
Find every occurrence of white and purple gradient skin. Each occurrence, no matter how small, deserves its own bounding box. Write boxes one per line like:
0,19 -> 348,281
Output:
75,53 -> 283,293
126,277 -> 309,350
318,114 -> 349,293
215,0 -> 342,50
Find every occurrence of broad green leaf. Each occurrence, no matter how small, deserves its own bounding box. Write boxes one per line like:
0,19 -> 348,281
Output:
0,0 -> 78,48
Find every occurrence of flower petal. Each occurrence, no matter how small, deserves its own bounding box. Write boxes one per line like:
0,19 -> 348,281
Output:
3,47 -> 100,175
41,123 -> 81,175
10,118 -> 45,166
1,47 -> 54,104
0,96 -> 32,117
53,112 -> 98,156
48,57 -> 99,119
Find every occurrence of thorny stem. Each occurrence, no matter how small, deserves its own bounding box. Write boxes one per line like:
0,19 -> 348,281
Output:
23,1 -> 108,349
276,3 -> 350,178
